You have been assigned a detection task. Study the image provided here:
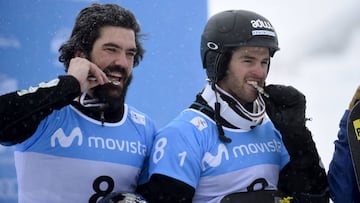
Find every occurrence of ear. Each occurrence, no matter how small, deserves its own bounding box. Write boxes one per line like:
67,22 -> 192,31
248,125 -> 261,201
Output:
75,51 -> 86,58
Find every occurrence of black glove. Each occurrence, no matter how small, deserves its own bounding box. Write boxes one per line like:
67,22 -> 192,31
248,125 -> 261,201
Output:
263,84 -> 315,166
263,84 -> 329,202
263,84 -> 306,135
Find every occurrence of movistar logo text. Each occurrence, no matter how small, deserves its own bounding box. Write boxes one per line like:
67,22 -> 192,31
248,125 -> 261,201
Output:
201,144 -> 229,170
50,127 -> 146,156
201,139 -> 282,171
51,127 -> 82,147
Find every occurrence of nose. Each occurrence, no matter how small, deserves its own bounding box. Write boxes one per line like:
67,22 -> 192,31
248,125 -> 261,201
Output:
252,62 -> 268,79
113,52 -> 132,69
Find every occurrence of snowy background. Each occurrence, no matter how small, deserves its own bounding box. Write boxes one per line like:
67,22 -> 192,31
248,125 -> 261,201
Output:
1,0 -> 359,202
208,0 -> 360,175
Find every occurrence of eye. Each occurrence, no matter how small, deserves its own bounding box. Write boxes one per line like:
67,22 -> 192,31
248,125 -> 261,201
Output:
261,60 -> 270,66
241,58 -> 253,64
105,47 -> 117,52
127,51 -> 136,57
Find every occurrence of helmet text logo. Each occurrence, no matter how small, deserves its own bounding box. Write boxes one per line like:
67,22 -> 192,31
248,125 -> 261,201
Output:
251,19 -> 273,30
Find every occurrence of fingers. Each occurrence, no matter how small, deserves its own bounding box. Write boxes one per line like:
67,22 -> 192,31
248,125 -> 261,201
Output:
67,57 -> 109,92
264,85 -> 288,103
264,84 -> 305,106
88,62 -> 109,85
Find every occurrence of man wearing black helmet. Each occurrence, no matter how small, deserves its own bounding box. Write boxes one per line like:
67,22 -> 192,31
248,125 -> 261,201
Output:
137,10 -> 328,203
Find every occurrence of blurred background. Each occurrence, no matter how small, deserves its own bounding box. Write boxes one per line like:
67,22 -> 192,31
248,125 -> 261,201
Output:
1,0 -> 359,202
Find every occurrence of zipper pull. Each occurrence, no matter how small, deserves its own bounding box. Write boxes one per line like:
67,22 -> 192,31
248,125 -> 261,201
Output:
101,111 -> 105,126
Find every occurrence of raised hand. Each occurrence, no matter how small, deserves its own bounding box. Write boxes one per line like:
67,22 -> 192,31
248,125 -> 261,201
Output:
67,57 -> 109,92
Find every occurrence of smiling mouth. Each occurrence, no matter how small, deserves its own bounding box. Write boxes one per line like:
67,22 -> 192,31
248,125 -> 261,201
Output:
247,81 -> 269,98
87,74 -> 121,86
104,69 -> 122,86
106,74 -> 121,86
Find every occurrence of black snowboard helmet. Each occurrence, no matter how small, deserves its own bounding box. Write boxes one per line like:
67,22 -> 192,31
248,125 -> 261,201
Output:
201,10 -> 280,82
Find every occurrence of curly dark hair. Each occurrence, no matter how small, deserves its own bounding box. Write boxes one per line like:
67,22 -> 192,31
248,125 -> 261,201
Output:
59,3 -> 145,71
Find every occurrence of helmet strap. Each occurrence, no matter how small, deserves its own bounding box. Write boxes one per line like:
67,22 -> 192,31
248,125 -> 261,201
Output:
211,82 -> 232,143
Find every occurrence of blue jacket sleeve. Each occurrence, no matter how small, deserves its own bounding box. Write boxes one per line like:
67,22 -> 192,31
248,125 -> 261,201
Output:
328,110 -> 360,203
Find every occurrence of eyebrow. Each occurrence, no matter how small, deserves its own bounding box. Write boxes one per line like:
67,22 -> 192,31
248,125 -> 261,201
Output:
239,55 -> 256,60
103,42 -> 137,52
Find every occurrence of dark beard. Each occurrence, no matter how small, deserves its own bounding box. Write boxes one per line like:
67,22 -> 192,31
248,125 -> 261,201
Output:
92,68 -> 132,111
